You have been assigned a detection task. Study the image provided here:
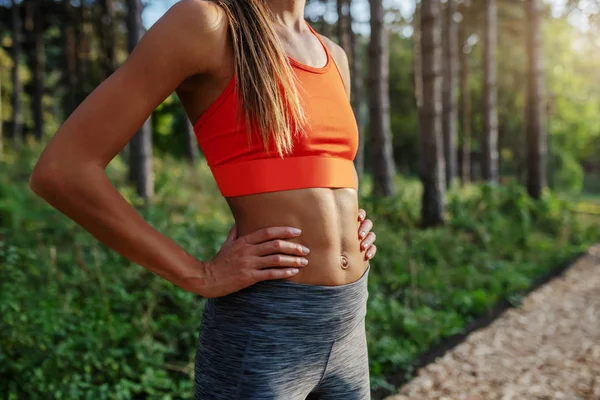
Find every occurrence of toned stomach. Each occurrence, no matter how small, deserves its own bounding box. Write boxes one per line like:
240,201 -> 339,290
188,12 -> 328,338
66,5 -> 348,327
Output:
226,187 -> 369,286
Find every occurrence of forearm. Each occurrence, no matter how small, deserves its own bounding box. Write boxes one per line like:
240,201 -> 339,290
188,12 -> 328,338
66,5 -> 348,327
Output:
30,164 -> 206,294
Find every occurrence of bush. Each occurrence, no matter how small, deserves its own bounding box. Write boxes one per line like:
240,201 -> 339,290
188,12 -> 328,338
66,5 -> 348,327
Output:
0,148 -> 597,398
364,182 -> 596,387
552,151 -> 585,194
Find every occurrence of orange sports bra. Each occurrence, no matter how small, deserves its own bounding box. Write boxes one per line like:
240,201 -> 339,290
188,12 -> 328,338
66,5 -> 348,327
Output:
193,22 -> 359,197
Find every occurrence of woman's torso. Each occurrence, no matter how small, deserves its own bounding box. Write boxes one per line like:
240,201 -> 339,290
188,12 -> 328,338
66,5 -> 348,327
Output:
176,9 -> 368,285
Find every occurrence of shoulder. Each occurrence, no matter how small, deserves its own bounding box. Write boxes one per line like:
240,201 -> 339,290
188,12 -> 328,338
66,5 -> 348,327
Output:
151,0 -> 228,40
316,33 -> 351,97
147,0 -> 230,74
159,0 -> 228,32
162,0 -> 227,33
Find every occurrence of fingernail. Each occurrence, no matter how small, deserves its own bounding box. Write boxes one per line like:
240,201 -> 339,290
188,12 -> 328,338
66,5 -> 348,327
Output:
367,252 -> 373,259
289,268 -> 299,274
360,231 -> 366,238
301,246 -> 310,254
291,228 -> 302,235
300,258 -> 308,265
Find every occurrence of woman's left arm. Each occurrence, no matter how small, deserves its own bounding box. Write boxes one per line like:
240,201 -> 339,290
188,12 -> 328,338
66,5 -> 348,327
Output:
319,34 -> 377,262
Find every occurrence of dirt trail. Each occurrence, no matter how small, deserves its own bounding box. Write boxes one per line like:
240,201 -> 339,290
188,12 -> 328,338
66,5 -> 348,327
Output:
385,246 -> 600,400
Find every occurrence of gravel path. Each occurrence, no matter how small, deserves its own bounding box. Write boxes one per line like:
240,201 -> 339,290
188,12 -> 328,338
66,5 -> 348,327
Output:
385,246 -> 600,400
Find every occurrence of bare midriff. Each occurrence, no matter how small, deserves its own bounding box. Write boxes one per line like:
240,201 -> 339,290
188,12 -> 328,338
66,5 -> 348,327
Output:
226,187 -> 369,286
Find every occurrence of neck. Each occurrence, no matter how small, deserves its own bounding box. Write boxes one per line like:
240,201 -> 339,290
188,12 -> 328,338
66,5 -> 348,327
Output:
265,0 -> 306,28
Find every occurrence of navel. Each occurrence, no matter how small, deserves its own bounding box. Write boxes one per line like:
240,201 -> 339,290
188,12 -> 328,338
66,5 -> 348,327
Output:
340,254 -> 350,270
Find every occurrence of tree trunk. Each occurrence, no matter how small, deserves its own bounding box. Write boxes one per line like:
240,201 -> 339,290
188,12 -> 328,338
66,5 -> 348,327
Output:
319,0 -> 334,38
0,61 -> 3,160
63,0 -> 78,115
27,0 -> 45,141
11,0 -> 23,149
442,0 -> 458,187
128,119 -> 153,203
419,0 -> 445,227
336,0 -> 351,54
525,0 -> 546,198
126,0 -> 153,204
76,1 -> 91,102
481,0 -> 499,182
413,3 -> 423,114
459,32 -> 471,185
97,0 -> 117,78
185,119 -> 199,164
368,0 -> 396,197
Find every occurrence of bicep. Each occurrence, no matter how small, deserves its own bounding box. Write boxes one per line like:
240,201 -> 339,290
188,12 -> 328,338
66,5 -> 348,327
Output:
38,0 -> 216,169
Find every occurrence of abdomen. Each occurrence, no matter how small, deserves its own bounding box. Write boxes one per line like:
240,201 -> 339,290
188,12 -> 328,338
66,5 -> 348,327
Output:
226,187 -> 369,286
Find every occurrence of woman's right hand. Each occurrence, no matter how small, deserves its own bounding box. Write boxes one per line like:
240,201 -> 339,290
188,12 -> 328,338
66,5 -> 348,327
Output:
198,224 -> 310,298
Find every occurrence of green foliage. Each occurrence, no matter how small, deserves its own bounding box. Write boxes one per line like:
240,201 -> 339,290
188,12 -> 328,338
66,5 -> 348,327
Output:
152,95 -> 191,159
0,147 -> 230,400
364,182 -> 596,390
0,46 -> 15,125
1,148 -> 597,398
551,150 -> 585,193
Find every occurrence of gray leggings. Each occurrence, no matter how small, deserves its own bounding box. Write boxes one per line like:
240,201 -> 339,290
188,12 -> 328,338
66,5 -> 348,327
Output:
194,265 -> 371,400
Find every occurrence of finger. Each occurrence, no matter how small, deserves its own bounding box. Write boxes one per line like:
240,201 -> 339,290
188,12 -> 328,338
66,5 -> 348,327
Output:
358,208 -> 366,221
358,218 -> 373,239
365,245 -> 377,261
260,254 -> 308,268
244,226 -> 302,245
252,267 -> 301,282
226,223 -> 238,243
360,232 -> 376,251
254,240 -> 310,257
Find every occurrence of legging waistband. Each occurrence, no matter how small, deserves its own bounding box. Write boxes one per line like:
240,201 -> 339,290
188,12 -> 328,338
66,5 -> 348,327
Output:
204,264 -> 370,341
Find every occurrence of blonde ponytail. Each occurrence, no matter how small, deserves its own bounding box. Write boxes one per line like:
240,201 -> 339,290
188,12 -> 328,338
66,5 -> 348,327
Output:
212,0 -> 307,156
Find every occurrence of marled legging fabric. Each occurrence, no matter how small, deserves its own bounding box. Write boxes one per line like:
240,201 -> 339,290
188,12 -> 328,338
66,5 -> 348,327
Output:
194,264 -> 371,400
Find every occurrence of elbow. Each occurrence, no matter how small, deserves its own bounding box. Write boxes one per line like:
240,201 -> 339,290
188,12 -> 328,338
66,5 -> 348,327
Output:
29,155 -> 76,201
29,161 -> 59,200
30,157 -> 102,202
